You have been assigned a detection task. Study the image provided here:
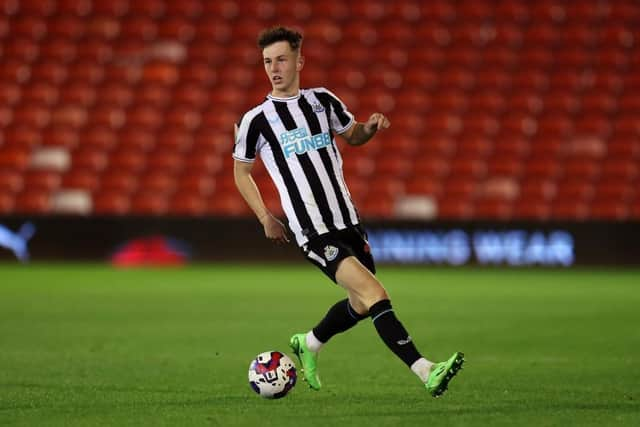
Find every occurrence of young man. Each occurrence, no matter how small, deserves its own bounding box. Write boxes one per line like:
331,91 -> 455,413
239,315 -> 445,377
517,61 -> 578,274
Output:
233,26 -> 464,397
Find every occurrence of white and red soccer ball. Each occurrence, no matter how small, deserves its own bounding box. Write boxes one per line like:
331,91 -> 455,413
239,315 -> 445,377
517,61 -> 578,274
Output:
248,351 -> 297,399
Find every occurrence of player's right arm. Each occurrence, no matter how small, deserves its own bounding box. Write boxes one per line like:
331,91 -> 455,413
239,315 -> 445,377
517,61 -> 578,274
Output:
233,144 -> 289,246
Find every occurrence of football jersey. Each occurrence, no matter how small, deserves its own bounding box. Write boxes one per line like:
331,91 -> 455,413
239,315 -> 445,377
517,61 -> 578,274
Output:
233,87 -> 360,245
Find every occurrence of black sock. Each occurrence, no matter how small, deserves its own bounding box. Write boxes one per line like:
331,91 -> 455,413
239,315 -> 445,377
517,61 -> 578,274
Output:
312,299 -> 367,343
369,299 -> 422,367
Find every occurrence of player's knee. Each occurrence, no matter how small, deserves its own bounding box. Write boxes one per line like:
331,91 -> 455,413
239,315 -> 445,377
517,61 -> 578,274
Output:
348,282 -> 387,315
361,285 -> 388,310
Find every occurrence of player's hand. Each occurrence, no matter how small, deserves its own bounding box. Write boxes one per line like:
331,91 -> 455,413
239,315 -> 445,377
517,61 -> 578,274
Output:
364,113 -> 390,134
260,213 -> 290,244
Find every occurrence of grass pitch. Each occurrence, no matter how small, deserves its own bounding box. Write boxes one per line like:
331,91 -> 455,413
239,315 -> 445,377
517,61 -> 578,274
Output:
0,263 -> 638,426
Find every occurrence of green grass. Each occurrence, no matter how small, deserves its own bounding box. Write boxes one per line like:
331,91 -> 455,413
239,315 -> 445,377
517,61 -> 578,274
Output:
0,263 -> 639,426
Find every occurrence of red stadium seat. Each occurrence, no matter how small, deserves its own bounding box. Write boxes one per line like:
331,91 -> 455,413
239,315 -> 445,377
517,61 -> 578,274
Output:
554,180 -> 595,202
48,15 -> 84,39
109,149 -> 147,173
405,177 -> 443,197
512,198 -> 551,220
590,202 -> 629,220
0,146 -> 32,171
130,192 -> 169,216
413,156 -> 451,179
168,193 -> 207,216
0,170 -> 24,193
208,193 -> 251,216
71,148 -> 109,172
128,0 -> 166,17
442,178 -> 477,200
93,191 -> 131,215
374,156 -> 412,178
552,200 -> 590,220
14,190 -> 52,214
474,199 -> 513,220
177,174 -> 216,196
100,171 -> 138,194
62,170 -> 100,192
360,195 -> 394,219
437,199 -> 474,219
21,83 -> 59,106
23,171 -> 62,192
0,191 -> 15,214
138,172 -> 177,194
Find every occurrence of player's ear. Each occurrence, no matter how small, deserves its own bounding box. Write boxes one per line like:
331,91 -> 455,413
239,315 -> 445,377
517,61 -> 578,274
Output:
296,54 -> 304,71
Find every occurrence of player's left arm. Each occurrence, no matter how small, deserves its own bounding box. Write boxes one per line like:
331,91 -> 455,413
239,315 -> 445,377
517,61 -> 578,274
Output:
339,113 -> 391,146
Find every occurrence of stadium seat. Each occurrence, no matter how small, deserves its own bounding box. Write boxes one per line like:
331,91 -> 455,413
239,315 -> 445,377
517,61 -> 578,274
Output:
130,192 -> 169,216
168,192 -> 207,216
437,199 -> 474,219
100,171 -> 138,194
513,196 -> 552,220
23,170 -> 62,192
80,127 -> 118,150
109,149 -> 147,173
71,148 -> 109,172
177,174 -> 216,196
92,191 -> 130,215
552,200 -> 590,220
62,169 -> 100,192
590,202 -> 629,220
412,155 -> 451,178
0,170 -> 24,193
474,199 -> 513,220
14,190 -> 52,214
360,195 -> 394,219
208,193 -> 251,216
405,177 -> 443,197
0,146 -> 31,171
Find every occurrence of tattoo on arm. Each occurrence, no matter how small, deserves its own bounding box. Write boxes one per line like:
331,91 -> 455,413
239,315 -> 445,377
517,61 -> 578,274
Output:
347,123 -> 375,146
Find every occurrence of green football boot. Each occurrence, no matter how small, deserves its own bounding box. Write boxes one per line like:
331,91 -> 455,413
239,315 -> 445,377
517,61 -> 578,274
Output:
425,352 -> 465,397
289,333 -> 321,390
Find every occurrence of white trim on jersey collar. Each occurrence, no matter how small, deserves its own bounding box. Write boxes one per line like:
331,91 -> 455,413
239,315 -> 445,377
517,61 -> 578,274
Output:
267,91 -> 301,101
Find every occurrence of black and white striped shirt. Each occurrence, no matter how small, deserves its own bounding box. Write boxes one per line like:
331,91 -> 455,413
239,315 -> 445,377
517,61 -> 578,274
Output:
233,87 -> 360,246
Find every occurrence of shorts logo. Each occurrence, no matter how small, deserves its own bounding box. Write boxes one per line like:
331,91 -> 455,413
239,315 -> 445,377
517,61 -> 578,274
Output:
324,245 -> 339,261
312,102 -> 325,113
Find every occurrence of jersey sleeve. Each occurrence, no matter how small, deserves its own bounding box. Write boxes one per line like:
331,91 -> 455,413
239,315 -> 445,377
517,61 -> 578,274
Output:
232,112 -> 260,162
316,88 -> 355,134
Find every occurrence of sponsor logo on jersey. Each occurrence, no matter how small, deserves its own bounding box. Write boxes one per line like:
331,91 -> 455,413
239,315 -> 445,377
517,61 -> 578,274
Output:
279,127 -> 332,158
324,245 -> 339,261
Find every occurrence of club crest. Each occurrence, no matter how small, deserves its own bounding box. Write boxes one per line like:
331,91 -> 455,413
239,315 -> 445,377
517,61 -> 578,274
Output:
312,102 -> 325,113
324,245 -> 339,261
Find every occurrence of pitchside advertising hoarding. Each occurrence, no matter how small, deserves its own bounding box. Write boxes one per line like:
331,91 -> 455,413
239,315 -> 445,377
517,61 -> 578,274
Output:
366,228 -> 574,266
0,217 -> 638,266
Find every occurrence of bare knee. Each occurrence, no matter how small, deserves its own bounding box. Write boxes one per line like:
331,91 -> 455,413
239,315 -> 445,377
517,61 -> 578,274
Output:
349,283 -> 388,315
336,256 -> 389,315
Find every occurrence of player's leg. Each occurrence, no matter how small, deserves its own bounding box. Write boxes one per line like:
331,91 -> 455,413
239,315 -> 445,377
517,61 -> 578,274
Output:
291,235 -> 370,390
289,297 -> 367,390
335,257 -> 464,396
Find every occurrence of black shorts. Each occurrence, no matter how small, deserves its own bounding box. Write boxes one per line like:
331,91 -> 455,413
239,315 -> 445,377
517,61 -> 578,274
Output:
300,225 -> 376,283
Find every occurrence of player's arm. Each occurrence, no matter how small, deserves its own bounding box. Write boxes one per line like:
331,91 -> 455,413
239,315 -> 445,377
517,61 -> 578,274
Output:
233,160 -> 290,244
339,113 -> 391,146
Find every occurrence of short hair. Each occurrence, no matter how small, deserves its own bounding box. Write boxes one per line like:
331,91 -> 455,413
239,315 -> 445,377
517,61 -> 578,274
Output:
257,26 -> 303,51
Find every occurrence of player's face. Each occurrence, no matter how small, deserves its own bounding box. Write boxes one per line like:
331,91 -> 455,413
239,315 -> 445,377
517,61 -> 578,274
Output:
262,41 -> 304,97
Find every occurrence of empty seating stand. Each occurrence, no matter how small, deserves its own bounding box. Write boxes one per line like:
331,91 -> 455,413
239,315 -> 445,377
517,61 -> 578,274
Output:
0,0 -> 638,220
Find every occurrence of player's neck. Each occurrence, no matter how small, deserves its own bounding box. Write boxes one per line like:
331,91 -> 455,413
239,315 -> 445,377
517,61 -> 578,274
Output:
270,87 -> 300,99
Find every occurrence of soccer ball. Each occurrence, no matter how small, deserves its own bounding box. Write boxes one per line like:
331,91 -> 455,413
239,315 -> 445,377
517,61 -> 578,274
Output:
248,351 -> 297,399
